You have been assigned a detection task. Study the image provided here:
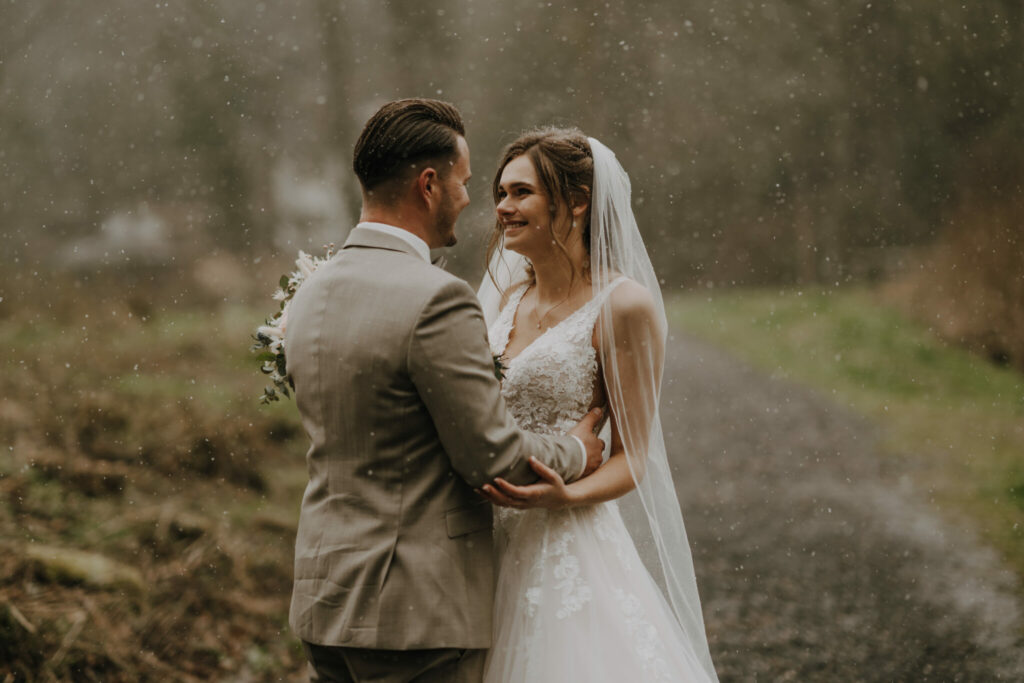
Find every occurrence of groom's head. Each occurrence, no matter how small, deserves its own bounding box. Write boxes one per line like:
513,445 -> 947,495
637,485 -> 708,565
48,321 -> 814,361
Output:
354,99 -> 470,248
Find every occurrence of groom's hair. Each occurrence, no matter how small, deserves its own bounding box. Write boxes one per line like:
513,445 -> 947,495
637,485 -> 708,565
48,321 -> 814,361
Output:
353,98 -> 465,196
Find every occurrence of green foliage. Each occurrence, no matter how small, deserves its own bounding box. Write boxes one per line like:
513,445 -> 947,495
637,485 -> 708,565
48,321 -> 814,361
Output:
493,354 -> 507,381
670,289 -> 1024,411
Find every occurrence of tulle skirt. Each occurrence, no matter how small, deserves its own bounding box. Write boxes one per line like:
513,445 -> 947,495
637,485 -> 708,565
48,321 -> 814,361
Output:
483,501 -> 712,683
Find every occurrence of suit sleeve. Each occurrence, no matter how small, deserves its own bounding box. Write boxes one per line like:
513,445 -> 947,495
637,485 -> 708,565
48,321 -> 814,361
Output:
408,279 -> 583,488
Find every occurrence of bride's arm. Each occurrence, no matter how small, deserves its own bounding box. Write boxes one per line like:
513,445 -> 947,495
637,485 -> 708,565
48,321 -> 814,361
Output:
481,282 -> 663,509
562,404 -> 635,505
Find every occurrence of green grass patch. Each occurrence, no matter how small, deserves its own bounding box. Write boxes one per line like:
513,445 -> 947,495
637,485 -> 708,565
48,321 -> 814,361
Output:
667,287 -> 1024,573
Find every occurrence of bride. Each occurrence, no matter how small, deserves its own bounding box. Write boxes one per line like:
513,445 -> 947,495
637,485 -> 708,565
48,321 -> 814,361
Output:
476,128 -> 719,683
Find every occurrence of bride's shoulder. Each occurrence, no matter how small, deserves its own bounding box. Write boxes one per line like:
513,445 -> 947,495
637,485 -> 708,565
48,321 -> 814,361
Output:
606,276 -> 657,321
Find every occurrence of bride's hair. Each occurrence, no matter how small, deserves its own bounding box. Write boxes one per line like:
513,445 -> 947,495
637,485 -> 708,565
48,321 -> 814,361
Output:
486,127 -> 594,295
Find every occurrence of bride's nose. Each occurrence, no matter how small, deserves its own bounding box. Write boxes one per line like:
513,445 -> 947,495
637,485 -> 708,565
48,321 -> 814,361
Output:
496,195 -> 514,215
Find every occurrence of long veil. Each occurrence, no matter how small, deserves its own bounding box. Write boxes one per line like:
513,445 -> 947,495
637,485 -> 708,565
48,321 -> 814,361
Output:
477,137 -> 718,682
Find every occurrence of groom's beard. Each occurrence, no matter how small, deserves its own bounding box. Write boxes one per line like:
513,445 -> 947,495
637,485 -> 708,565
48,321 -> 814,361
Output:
436,192 -> 459,247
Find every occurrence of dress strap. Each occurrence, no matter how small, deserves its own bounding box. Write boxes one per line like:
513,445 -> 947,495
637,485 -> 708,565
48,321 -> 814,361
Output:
560,276 -> 630,345
596,276 -> 629,307
489,282 -> 530,356
582,276 -> 629,324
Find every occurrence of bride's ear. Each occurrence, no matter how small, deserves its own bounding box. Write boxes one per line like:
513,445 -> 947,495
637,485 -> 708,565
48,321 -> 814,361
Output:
570,186 -> 590,219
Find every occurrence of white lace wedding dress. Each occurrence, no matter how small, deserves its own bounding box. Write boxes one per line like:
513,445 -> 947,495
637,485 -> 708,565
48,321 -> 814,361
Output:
483,278 -> 711,683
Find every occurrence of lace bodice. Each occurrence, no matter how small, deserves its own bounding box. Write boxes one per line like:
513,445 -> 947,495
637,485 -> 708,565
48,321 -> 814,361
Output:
488,277 -> 627,436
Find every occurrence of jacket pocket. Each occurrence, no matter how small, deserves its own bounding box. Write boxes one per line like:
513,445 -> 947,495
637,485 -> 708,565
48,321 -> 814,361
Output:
445,501 -> 492,538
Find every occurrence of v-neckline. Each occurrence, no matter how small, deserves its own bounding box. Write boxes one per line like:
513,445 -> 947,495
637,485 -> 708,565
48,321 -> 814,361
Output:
500,284 -> 595,365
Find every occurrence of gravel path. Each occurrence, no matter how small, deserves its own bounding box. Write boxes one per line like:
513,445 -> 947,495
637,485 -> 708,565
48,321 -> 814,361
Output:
664,332 -> 1024,681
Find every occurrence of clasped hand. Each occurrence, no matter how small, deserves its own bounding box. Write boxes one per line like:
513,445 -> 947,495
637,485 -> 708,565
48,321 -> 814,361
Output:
477,457 -> 576,510
478,406 -> 606,510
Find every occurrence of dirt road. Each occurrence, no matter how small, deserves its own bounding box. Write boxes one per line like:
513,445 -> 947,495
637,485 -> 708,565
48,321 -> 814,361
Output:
664,333 -> 1024,681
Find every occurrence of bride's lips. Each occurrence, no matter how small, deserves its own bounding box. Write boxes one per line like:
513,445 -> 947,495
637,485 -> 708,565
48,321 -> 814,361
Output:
503,221 -> 528,236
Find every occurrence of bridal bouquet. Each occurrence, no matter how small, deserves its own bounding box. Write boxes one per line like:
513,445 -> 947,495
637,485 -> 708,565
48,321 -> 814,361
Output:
252,245 -> 335,404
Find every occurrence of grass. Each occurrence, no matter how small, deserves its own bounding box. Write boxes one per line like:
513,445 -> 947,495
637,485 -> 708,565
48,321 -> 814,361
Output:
667,287 -> 1024,575
0,263 -> 310,681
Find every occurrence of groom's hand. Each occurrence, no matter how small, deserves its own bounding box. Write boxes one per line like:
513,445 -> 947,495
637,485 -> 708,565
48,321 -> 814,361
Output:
478,458 -> 574,510
569,406 -> 607,477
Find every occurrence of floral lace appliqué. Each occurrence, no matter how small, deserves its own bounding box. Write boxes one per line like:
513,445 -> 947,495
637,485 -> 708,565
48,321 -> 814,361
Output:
550,531 -> 593,619
614,588 -> 673,682
516,519 -> 593,620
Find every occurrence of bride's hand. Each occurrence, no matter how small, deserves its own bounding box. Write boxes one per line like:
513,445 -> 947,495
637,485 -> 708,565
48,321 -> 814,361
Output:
477,457 -> 577,510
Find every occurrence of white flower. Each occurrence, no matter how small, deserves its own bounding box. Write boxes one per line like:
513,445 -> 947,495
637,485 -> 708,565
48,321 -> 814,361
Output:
253,244 -> 334,404
258,324 -> 284,340
295,250 -> 316,278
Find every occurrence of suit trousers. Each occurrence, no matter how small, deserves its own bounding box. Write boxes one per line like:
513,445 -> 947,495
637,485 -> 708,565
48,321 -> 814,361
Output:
302,642 -> 487,683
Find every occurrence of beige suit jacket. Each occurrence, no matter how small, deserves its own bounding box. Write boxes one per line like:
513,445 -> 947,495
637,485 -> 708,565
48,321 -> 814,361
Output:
286,226 -> 582,650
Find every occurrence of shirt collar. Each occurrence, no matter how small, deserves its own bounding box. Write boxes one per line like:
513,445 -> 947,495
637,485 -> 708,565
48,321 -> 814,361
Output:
355,222 -> 430,263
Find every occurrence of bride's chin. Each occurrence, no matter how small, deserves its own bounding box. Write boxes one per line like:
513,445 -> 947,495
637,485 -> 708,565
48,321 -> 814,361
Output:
501,240 -> 532,258
501,233 -> 525,252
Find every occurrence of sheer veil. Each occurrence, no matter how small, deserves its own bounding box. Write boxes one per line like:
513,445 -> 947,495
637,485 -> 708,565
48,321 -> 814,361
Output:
477,137 -> 717,681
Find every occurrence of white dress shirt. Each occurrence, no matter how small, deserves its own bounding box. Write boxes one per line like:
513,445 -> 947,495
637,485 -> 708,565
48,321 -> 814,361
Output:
355,222 -> 589,477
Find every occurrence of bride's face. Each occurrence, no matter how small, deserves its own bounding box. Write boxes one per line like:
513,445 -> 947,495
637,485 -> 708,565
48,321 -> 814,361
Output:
495,154 -> 569,257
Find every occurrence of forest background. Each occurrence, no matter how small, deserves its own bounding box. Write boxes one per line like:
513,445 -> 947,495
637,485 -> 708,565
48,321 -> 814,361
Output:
1,0 -> 1021,680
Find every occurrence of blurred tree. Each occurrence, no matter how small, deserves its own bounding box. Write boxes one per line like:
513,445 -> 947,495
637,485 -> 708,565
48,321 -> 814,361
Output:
316,0 -> 354,151
0,0 -> 1020,294
156,1 -> 281,250
0,1 -> 64,258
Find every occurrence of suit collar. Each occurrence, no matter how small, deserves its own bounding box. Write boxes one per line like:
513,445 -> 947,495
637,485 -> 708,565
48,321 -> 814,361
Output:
343,225 -> 426,261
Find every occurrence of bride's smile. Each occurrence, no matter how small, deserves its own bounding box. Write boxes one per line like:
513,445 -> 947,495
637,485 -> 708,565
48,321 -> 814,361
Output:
501,220 -> 528,237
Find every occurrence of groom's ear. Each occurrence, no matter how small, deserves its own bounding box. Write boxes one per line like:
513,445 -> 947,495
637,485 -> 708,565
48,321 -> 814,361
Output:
417,167 -> 440,207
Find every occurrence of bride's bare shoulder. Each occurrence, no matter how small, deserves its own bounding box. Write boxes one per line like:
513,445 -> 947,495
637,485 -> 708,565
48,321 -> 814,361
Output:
606,277 -> 657,324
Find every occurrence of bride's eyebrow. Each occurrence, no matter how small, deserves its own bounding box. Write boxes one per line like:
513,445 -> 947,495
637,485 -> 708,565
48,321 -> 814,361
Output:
500,181 -> 534,191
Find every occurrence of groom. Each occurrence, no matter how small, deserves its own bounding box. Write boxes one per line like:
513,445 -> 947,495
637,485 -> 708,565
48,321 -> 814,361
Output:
285,98 -> 606,682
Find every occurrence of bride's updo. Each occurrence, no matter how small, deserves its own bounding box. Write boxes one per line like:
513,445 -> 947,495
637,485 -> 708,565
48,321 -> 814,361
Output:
487,127 -> 594,290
